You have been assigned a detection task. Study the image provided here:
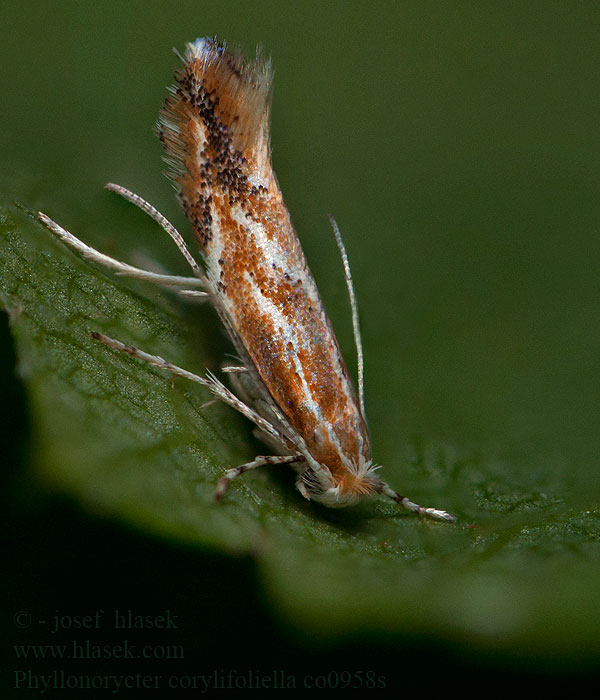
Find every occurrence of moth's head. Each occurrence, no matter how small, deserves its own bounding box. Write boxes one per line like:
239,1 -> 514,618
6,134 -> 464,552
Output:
296,456 -> 379,508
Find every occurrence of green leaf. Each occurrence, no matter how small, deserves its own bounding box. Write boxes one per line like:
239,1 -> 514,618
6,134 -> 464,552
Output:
2,198 -> 600,667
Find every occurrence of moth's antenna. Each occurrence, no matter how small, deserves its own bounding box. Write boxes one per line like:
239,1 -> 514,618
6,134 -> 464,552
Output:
328,214 -> 365,420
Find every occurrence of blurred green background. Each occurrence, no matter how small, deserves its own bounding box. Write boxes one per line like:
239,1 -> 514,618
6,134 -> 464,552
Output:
2,0 -> 600,690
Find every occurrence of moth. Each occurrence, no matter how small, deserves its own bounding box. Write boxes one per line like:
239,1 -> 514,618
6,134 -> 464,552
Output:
38,38 -> 455,522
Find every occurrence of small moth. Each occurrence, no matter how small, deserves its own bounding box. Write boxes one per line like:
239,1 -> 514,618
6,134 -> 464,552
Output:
38,38 -> 455,522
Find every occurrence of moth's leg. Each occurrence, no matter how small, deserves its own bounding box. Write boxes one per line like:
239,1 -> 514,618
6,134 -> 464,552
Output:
177,289 -> 210,302
204,370 -> 296,449
37,212 -> 204,288
373,479 -> 456,523
91,332 -> 290,448
214,455 -> 302,501
92,333 -> 302,499
227,364 -> 295,450
105,183 -> 204,280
